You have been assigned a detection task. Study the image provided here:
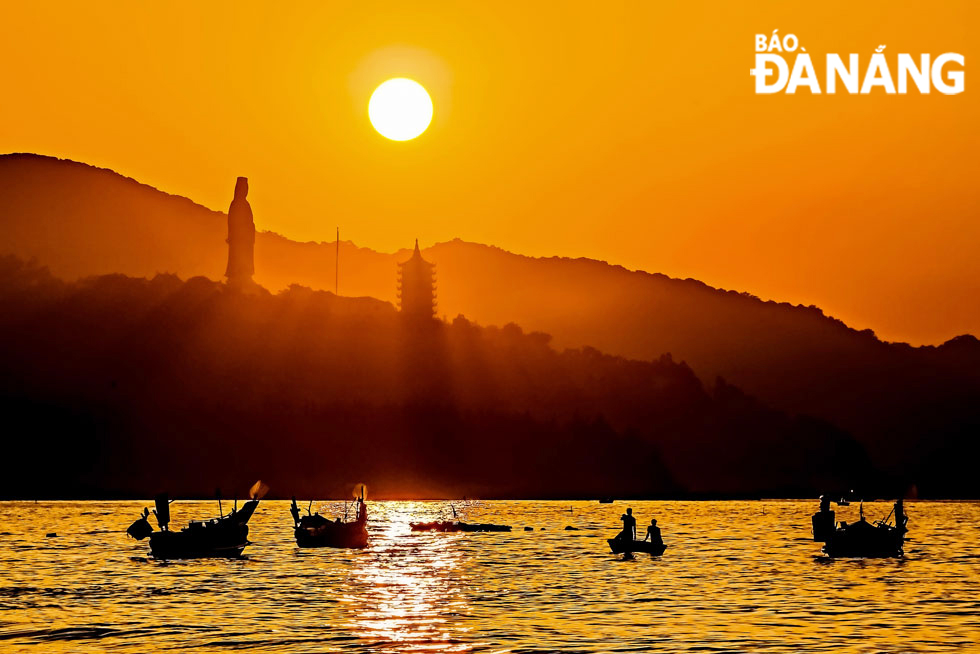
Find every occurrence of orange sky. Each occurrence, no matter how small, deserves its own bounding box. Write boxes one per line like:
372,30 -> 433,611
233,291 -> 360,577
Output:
0,1 -> 977,345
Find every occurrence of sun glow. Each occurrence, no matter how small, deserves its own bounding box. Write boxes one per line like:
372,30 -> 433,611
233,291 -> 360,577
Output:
368,78 -> 433,141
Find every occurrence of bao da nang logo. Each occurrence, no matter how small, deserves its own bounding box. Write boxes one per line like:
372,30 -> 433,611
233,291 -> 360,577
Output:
750,30 -> 965,94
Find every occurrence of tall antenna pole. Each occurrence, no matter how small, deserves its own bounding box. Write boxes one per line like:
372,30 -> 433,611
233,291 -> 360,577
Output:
335,226 -> 339,295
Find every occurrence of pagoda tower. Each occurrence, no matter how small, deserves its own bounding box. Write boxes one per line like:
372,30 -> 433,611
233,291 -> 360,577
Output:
397,239 -> 436,319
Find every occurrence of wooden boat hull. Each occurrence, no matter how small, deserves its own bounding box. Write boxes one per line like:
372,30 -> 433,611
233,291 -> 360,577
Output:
149,527 -> 250,560
459,522 -> 511,532
410,521 -> 511,532
822,529 -> 903,558
295,522 -> 368,549
607,538 -> 667,555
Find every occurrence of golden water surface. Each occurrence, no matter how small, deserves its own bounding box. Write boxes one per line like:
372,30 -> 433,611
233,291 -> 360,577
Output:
0,500 -> 977,652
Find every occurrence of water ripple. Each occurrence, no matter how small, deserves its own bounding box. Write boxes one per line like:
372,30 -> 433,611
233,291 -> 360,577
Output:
0,500 -> 978,652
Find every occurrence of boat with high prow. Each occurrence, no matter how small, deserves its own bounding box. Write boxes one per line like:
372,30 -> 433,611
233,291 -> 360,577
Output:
126,480 -> 269,559
812,495 -> 908,558
291,486 -> 369,549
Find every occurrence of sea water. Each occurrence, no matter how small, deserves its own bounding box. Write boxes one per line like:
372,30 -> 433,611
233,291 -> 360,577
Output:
0,500 -> 977,652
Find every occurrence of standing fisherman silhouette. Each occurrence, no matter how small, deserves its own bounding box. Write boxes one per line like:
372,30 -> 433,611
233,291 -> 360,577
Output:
225,176 -> 255,289
618,508 -> 637,541
811,494 -> 836,542
894,498 -> 908,535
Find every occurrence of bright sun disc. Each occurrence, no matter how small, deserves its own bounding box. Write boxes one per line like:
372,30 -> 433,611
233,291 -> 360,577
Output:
369,78 -> 433,141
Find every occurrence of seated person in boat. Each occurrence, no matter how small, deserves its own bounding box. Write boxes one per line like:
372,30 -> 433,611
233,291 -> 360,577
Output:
643,519 -> 663,546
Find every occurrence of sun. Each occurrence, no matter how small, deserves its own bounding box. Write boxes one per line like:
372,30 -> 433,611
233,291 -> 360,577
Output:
368,78 -> 433,141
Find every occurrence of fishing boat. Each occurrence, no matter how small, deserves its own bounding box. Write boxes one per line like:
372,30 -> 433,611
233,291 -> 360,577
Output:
409,520 -> 511,532
291,487 -> 369,549
409,504 -> 510,532
812,497 -> 908,558
607,538 -> 667,555
126,480 -> 268,559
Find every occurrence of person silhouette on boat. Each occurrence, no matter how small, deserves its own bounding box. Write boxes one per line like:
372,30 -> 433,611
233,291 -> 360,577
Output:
618,508 -> 637,541
894,499 -> 908,534
643,518 -> 663,547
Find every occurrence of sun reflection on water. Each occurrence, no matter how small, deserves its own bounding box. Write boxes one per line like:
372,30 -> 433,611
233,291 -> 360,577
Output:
341,502 -> 473,652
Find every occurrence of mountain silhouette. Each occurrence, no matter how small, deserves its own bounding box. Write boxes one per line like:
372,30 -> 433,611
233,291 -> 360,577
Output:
0,256 -> 869,499
1,153 -> 978,495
